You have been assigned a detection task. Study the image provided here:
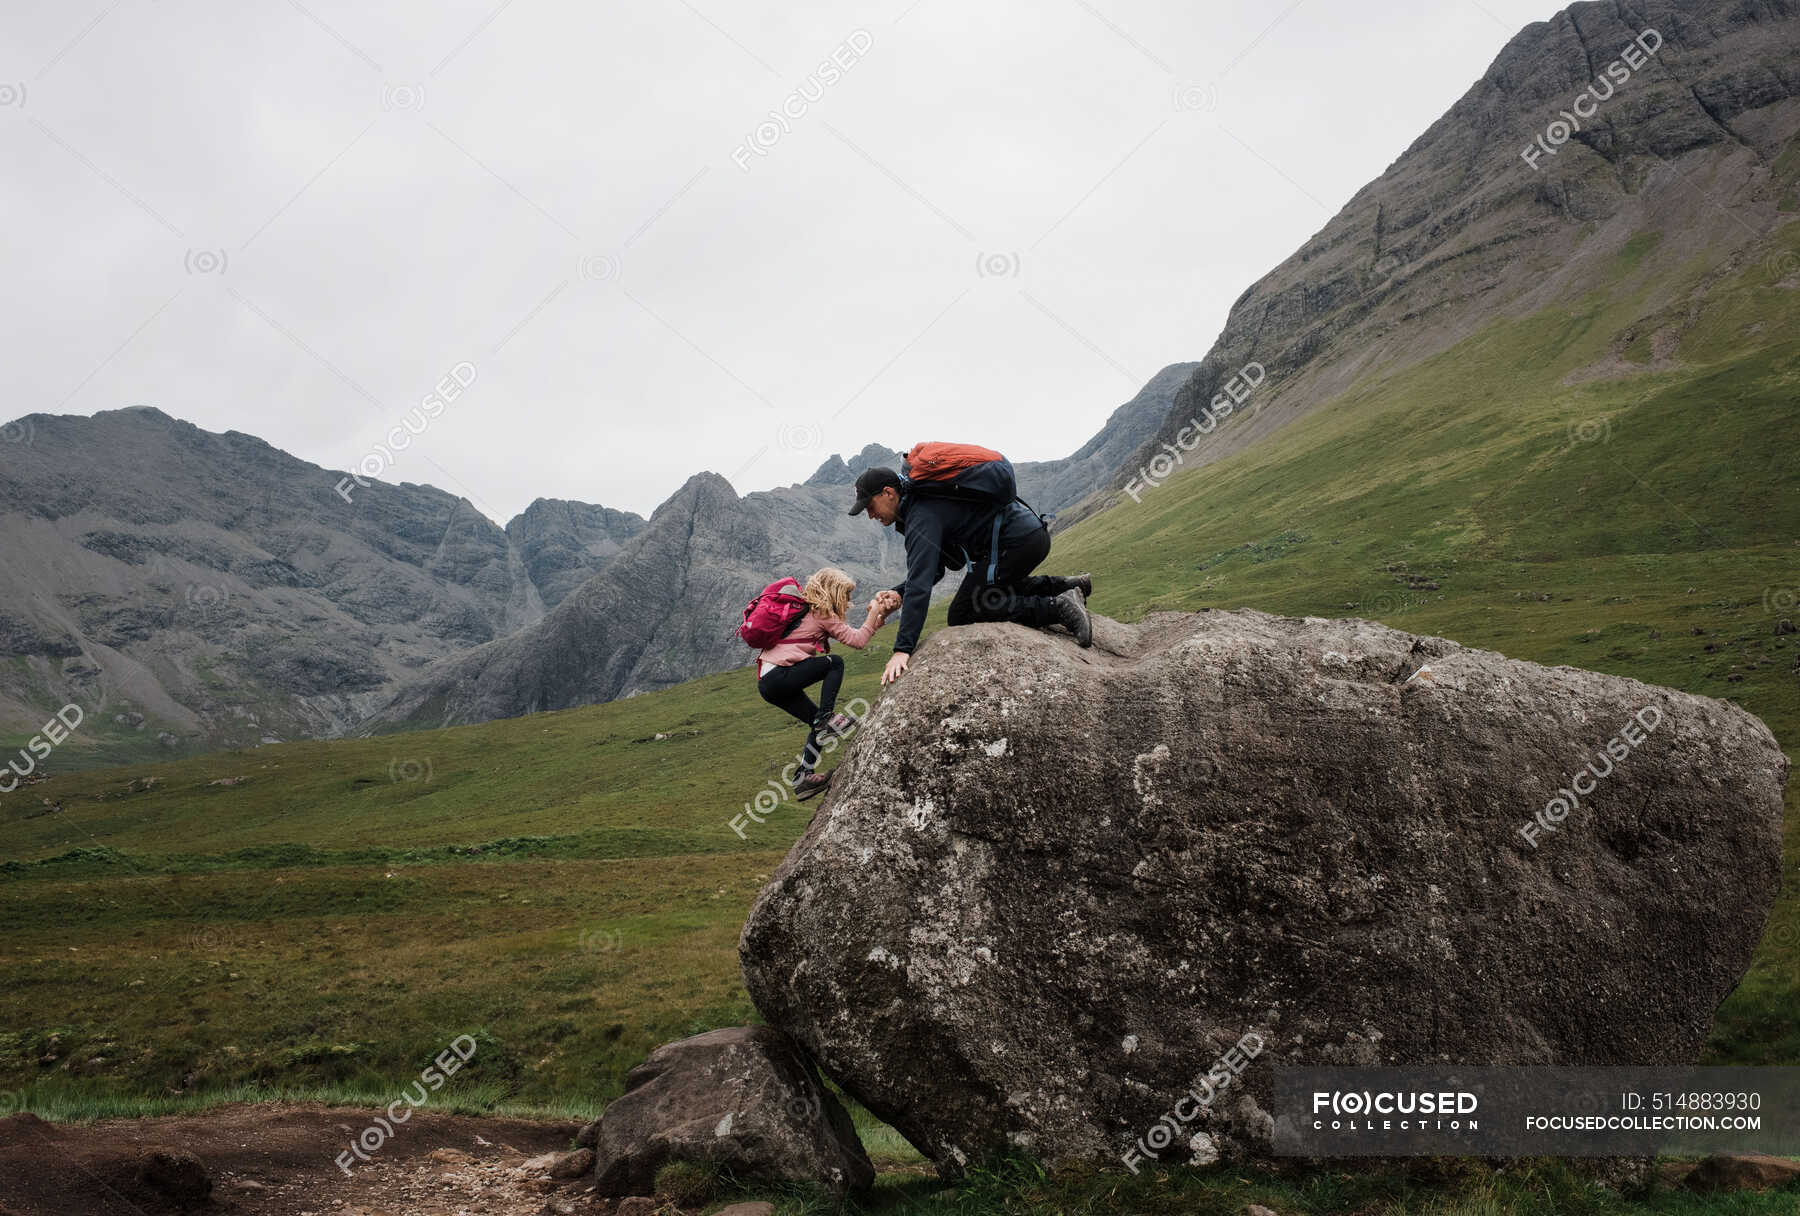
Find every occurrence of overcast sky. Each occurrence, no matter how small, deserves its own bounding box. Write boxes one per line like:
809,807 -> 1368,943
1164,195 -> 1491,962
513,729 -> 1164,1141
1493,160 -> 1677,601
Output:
5,0 -> 1562,522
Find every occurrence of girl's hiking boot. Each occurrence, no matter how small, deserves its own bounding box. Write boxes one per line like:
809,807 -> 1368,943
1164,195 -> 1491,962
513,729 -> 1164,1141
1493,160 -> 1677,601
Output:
794,770 -> 832,801
815,711 -> 859,742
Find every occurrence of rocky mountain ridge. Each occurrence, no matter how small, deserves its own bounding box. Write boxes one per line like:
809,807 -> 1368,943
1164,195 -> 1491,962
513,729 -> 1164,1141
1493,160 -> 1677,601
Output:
1076,0 -> 1800,524
0,358 -> 1194,752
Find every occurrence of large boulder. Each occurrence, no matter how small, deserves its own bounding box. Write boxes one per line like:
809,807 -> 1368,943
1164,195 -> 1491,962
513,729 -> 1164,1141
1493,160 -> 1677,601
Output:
582,1025 -> 873,1196
739,610 -> 1788,1172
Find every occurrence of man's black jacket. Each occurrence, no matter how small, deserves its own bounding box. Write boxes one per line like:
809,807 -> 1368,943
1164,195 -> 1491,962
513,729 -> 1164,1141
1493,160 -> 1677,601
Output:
888,492 -> 1043,654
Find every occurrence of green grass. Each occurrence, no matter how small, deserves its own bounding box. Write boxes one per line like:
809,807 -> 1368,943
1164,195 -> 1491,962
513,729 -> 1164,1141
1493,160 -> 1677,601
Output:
3,220 -> 1799,1213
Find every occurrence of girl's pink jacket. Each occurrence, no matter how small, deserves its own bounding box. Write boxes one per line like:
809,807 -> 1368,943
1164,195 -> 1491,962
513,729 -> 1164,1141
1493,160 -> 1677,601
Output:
757,605 -> 887,677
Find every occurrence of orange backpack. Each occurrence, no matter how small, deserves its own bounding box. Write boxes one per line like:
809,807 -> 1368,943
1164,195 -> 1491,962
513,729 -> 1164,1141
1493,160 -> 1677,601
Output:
903,442 -> 1006,484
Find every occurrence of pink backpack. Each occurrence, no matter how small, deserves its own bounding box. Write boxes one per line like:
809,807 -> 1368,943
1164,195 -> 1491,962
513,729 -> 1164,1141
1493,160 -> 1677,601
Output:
738,578 -> 809,649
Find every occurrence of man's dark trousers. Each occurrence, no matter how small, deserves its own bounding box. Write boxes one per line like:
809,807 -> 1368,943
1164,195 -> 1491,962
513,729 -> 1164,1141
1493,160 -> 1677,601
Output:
946,525 -> 1076,628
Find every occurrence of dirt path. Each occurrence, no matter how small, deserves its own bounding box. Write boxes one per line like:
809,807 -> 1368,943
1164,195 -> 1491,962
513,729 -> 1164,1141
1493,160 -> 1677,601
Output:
0,1105 -> 591,1216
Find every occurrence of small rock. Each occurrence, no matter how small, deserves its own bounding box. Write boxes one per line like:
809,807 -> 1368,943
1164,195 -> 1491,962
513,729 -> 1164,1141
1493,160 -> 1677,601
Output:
1775,619 -> 1795,637
549,1147 -> 595,1178
615,1198 -> 659,1216
589,1025 -> 871,1196
1245,1206 -> 1282,1216
1683,1152 -> 1800,1192
713,1204 -> 777,1216
428,1147 -> 471,1164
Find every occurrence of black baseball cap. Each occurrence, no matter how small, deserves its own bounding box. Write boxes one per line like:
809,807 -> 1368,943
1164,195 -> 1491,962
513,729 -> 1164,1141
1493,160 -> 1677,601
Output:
848,467 -> 903,515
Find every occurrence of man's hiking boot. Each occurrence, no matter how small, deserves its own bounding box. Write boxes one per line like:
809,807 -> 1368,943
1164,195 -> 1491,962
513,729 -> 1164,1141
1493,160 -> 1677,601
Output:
1068,573 -> 1093,599
794,771 -> 832,801
814,711 -> 858,742
1054,588 -> 1093,647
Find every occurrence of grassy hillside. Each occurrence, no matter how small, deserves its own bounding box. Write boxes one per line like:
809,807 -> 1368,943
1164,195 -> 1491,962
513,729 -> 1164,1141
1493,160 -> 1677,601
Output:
2,222 -> 1798,1211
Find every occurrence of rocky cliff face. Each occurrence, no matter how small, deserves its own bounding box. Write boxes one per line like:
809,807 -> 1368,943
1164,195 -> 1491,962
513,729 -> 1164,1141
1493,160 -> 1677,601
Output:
1074,0 -> 1800,523
504,499 -> 646,609
739,610 -> 1789,1172
0,407 -> 552,749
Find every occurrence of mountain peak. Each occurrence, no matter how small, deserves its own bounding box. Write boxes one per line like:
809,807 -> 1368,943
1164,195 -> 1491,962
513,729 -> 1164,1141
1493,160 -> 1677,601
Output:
659,470 -> 740,518
805,454 -> 853,486
846,443 -> 901,476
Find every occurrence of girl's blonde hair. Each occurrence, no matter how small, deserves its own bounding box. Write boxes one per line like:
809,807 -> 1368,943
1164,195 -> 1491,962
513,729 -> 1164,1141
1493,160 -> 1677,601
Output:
803,567 -> 855,621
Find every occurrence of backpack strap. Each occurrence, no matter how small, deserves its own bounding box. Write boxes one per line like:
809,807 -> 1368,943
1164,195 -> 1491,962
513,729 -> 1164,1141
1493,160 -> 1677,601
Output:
978,497 -> 1052,583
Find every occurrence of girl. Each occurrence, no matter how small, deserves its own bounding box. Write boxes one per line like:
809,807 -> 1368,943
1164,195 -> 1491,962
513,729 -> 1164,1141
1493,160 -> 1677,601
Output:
756,568 -> 896,800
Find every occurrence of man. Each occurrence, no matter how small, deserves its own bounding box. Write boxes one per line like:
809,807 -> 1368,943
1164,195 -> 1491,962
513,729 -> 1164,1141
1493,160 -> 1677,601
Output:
848,465 -> 1092,686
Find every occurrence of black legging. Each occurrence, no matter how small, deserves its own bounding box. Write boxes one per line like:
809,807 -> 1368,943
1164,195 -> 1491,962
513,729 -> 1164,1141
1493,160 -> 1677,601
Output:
946,525 -> 1077,628
758,653 -> 844,776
